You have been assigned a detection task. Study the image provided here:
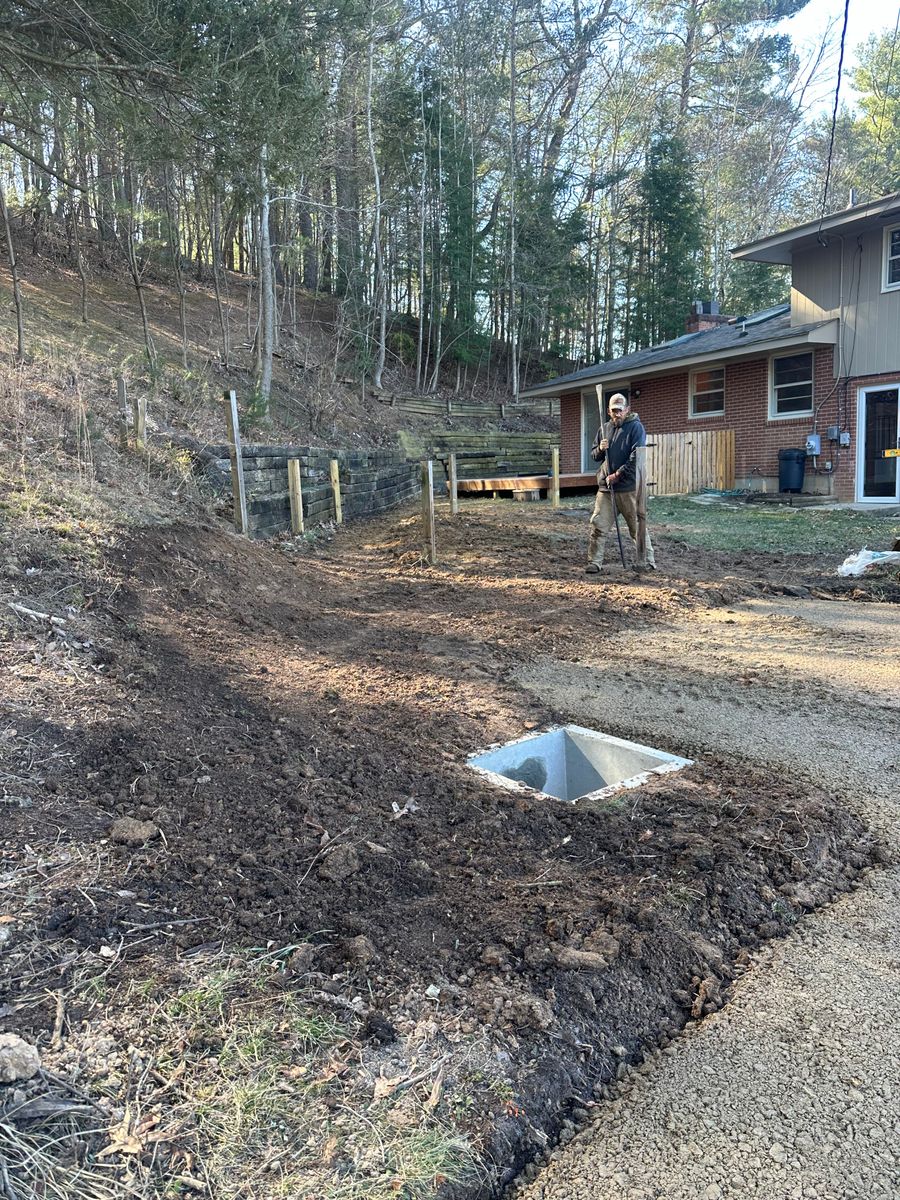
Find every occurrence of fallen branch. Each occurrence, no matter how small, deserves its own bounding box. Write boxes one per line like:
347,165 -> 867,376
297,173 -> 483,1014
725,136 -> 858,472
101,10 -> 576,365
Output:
7,602 -> 67,628
50,990 -> 65,1050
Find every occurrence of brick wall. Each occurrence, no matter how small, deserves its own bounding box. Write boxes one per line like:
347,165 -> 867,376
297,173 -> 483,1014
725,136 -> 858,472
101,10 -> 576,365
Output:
560,391 -> 582,473
628,346 -> 859,499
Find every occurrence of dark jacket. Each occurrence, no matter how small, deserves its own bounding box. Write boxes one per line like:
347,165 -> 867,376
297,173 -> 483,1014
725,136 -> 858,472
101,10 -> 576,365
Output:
590,411 -> 646,492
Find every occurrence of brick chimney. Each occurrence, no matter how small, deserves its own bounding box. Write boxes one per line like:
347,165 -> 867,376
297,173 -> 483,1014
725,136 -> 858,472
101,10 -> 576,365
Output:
685,300 -> 731,333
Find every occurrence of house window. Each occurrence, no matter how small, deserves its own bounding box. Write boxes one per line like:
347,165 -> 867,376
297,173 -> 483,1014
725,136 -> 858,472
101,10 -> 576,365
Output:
885,224 -> 900,290
770,352 -> 814,418
690,367 -> 725,416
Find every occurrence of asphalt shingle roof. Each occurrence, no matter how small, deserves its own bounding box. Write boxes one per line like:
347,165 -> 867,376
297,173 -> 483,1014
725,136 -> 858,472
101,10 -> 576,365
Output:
519,305 -> 833,397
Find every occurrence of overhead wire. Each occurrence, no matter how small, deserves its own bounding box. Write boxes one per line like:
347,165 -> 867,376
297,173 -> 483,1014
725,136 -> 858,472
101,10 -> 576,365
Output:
818,0 -> 851,232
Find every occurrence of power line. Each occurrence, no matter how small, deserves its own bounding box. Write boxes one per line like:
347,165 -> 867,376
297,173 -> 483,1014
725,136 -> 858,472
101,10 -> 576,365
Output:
819,0 -> 851,229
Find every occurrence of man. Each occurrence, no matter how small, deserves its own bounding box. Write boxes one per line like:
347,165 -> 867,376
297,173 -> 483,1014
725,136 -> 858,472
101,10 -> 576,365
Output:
585,392 -> 656,574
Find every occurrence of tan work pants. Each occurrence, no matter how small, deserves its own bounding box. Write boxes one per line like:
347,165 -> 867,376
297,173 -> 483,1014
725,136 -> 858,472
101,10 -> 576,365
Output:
587,488 -> 655,568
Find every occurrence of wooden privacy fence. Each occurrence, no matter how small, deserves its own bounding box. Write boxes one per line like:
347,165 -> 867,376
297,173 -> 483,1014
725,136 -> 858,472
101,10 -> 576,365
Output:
645,429 -> 735,494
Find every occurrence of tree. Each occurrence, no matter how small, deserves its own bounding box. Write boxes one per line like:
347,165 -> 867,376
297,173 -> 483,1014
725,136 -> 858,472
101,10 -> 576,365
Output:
627,133 -> 703,348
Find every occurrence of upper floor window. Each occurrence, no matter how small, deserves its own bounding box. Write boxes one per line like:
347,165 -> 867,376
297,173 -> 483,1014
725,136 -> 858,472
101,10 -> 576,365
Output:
885,224 -> 900,291
690,367 -> 725,416
770,351 -> 814,418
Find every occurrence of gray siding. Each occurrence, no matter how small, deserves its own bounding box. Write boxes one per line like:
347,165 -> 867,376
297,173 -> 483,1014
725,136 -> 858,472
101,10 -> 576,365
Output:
791,228 -> 900,377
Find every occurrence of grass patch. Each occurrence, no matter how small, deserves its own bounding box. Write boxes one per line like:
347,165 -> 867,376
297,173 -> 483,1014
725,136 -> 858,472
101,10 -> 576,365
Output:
649,496 -> 900,554
145,962 -> 478,1200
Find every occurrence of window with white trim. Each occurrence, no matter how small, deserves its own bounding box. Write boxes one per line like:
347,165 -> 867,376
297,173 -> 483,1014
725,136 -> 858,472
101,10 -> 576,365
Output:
770,352 -> 814,417
690,367 -> 724,416
885,224 -> 900,290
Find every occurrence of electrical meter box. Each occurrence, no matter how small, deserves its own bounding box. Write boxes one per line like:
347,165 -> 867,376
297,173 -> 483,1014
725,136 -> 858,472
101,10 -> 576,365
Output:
827,425 -> 840,442
805,433 -> 821,456
839,431 -> 851,447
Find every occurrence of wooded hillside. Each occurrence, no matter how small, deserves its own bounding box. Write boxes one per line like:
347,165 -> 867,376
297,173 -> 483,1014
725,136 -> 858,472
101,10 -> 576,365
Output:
1,0 -> 898,410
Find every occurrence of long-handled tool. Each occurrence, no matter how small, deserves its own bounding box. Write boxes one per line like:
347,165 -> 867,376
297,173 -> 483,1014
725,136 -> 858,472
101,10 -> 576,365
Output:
608,479 -> 627,567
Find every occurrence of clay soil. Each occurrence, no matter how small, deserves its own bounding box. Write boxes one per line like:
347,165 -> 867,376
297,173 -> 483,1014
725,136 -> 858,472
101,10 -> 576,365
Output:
0,497 -> 890,1198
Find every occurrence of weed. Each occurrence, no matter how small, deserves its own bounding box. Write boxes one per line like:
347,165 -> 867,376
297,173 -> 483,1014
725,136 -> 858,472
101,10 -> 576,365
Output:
662,881 -> 704,913
164,969 -> 235,1021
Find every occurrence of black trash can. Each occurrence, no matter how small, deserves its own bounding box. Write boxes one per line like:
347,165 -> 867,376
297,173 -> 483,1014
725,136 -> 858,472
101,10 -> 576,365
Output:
778,447 -> 806,493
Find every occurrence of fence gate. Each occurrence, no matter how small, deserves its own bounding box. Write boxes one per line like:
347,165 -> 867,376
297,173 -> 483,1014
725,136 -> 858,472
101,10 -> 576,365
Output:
645,429 -> 735,494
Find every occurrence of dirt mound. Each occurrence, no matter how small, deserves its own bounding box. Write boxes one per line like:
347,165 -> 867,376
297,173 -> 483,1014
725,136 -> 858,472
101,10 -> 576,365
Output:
1,511 -> 879,1197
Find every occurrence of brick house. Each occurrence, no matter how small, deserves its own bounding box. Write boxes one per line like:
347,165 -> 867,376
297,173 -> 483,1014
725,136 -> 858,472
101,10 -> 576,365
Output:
519,192 -> 900,503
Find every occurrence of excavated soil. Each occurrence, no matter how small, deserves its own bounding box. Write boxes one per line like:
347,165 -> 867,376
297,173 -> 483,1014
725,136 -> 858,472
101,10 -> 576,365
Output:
0,500 -> 887,1195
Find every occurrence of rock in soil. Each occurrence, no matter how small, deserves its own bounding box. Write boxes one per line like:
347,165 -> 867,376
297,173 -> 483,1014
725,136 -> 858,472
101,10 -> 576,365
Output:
109,816 -> 159,846
0,1033 -> 41,1082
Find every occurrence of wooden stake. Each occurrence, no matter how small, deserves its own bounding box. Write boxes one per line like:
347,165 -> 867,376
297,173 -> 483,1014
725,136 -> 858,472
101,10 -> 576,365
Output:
635,444 -> 648,565
224,389 -> 249,536
288,458 -> 305,534
550,447 -> 560,508
132,390 -> 147,448
117,375 -> 128,451
330,458 -> 343,524
449,452 -> 459,515
421,460 -> 436,564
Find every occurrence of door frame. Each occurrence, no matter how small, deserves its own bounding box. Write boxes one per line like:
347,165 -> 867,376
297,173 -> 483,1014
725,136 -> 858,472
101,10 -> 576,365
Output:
581,383 -> 629,472
855,382 -> 900,503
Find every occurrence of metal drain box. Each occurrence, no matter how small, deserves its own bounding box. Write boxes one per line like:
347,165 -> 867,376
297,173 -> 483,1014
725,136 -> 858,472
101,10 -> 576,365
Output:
467,725 -> 692,803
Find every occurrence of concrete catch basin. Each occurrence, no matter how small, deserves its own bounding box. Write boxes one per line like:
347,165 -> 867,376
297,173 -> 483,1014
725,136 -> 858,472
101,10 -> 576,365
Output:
467,725 -> 692,803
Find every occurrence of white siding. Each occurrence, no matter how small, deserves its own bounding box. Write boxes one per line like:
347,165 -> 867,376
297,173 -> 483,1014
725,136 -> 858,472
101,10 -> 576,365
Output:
791,231 -> 900,377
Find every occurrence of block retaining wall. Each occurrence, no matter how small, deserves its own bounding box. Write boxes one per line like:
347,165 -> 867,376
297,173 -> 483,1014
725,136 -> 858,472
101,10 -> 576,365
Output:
202,445 -> 420,539
170,431 -> 562,539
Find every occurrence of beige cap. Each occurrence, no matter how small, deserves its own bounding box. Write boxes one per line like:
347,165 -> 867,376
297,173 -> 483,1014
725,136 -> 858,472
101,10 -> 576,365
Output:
608,393 -> 628,410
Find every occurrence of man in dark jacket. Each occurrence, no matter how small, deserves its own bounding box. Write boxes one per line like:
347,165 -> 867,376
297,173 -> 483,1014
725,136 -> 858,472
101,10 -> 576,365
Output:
586,392 -> 655,573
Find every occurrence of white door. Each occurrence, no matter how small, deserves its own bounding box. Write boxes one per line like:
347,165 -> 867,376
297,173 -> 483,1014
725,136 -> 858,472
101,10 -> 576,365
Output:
857,385 -> 900,503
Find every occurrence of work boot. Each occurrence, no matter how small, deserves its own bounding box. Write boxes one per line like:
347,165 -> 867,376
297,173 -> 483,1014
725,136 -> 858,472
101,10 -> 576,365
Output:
585,562 -> 601,574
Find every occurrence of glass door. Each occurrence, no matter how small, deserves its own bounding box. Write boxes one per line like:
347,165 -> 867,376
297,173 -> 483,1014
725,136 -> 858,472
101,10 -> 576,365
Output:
582,386 -> 629,471
858,386 -> 899,502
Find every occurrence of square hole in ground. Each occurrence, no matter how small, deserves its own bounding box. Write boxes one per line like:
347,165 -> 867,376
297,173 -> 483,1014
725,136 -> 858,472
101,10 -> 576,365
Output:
467,725 -> 692,803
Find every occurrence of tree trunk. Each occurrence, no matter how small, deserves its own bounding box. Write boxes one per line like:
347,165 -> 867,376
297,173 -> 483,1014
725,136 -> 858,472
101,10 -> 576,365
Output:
366,18 -> 387,391
0,176 -> 25,361
256,146 -> 275,416
211,192 -> 230,367
508,0 -> 519,399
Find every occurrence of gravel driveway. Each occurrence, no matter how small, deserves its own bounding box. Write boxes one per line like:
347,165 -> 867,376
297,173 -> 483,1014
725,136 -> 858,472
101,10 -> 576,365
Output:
514,596 -> 900,1200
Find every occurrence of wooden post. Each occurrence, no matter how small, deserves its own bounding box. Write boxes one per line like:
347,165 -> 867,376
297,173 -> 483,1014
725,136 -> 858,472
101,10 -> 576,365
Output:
550,447 -> 560,509
224,389 -> 249,536
117,375 -> 128,451
132,389 -> 146,448
449,452 -> 459,516
421,460 -> 436,564
330,458 -> 343,524
288,458 -> 304,535
635,445 -> 648,565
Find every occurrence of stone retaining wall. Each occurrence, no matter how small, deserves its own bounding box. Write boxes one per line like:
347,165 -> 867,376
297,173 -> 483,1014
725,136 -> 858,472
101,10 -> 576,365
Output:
204,444 -> 420,539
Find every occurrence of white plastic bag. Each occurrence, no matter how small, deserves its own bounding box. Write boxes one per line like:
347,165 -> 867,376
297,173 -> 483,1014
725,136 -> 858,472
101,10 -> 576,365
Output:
837,548 -> 900,577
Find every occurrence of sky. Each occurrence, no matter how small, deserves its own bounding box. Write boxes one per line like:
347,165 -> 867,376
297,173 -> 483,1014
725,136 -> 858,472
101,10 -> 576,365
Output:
777,0 -> 900,111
